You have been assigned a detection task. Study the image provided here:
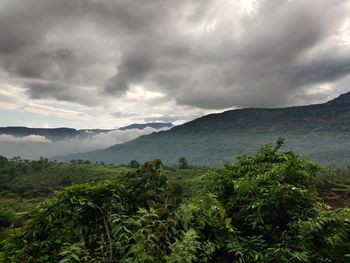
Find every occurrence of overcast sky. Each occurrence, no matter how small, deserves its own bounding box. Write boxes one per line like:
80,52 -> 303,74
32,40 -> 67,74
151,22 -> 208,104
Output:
0,0 -> 350,129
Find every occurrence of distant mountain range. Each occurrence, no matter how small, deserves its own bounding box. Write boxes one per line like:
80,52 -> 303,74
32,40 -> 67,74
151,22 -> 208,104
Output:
0,122 -> 173,141
54,92 -> 350,167
119,122 -> 173,131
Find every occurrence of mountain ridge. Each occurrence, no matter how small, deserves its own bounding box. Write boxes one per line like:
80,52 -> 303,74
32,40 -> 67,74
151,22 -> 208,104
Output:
119,122 -> 173,131
54,91 -> 350,167
0,122 -> 173,141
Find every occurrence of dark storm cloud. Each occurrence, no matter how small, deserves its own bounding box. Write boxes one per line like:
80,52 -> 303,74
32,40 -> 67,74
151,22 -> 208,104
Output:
21,79 -> 101,106
5,48 -> 76,79
0,0 -> 349,111
105,52 -> 154,95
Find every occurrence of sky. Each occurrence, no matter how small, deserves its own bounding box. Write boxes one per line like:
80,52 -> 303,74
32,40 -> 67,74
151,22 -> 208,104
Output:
0,0 -> 350,129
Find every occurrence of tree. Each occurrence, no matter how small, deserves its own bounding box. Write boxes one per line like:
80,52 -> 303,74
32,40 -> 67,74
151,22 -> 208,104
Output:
129,160 -> 140,168
204,139 -> 350,262
178,157 -> 188,169
0,155 -> 8,168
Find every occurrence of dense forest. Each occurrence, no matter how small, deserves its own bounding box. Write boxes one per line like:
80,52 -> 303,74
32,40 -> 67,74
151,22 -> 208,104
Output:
0,140 -> 350,262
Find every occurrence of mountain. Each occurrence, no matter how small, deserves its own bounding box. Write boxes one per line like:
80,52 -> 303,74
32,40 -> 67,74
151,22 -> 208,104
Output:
0,123 -> 173,160
0,123 -> 173,141
0,127 -> 112,141
119,122 -> 173,130
55,92 -> 350,167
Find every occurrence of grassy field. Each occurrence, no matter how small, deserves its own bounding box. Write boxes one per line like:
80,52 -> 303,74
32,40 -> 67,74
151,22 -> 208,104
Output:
0,162 -> 206,212
167,168 -> 207,197
0,197 -> 45,212
1,163 -> 132,197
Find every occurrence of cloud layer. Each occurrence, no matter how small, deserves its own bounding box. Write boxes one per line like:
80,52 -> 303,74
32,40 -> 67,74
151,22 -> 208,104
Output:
0,0 -> 350,127
0,126 -> 168,159
0,134 -> 50,143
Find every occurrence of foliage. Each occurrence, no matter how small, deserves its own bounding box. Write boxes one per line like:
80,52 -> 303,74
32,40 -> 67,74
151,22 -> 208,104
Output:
0,160 -> 132,197
208,138 -> 321,230
178,157 -> 189,169
1,160 -> 184,262
293,209 -> 350,262
165,229 -> 200,263
2,179 -> 126,262
0,207 -> 17,230
129,160 -> 140,168
204,139 -> 350,262
1,141 -> 350,262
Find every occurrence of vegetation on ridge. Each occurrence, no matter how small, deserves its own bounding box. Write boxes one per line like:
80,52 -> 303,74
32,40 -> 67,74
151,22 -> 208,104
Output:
54,92 -> 350,167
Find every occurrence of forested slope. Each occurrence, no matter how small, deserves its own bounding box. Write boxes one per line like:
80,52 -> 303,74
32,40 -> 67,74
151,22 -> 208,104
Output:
56,92 -> 350,167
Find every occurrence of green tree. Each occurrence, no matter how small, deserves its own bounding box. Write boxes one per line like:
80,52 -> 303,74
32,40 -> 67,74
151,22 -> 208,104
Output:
129,160 -> 140,168
178,157 -> 188,169
0,155 -> 8,170
205,139 -> 350,262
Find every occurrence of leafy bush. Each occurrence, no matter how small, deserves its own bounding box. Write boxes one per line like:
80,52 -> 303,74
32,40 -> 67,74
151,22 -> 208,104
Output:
129,160 -> 140,169
0,208 -> 17,230
178,157 -> 189,169
205,139 -> 350,262
1,160 -> 184,262
2,141 -> 350,262
166,229 -> 200,263
2,180 -> 126,262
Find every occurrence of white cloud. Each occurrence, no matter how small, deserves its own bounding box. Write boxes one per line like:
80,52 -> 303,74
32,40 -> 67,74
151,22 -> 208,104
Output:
0,134 -> 50,143
0,126 -> 172,159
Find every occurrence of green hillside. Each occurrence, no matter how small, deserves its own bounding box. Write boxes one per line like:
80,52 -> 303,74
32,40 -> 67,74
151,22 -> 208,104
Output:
55,92 -> 350,167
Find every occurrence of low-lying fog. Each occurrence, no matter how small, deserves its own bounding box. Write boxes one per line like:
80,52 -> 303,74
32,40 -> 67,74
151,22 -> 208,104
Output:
0,127 -> 168,160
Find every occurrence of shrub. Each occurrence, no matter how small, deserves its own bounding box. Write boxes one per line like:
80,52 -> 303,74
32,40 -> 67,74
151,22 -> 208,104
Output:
2,141 -> 350,262
205,139 -> 350,262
